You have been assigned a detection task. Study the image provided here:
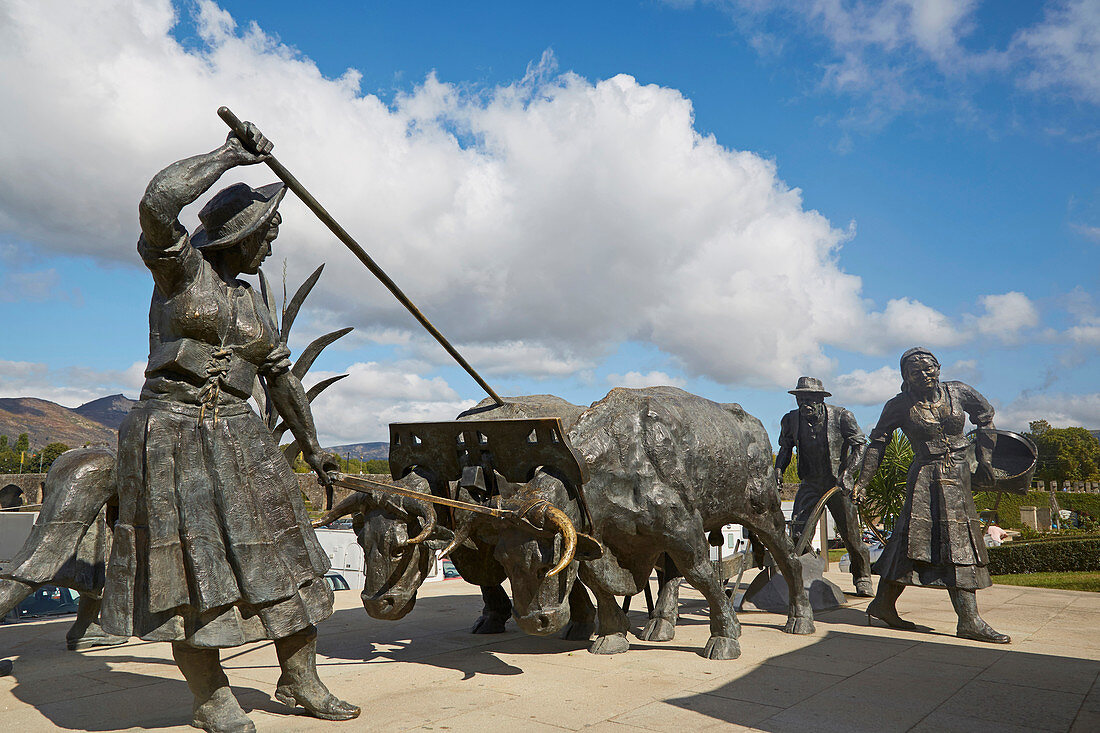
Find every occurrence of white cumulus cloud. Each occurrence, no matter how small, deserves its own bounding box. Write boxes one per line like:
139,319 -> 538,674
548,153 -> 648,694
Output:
1015,0 -> 1100,104
830,365 -> 900,406
0,1 -> 1035,395
867,297 -> 966,351
0,359 -> 145,407
304,362 -> 475,444
414,340 -> 596,379
994,392 -> 1100,432
606,371 -> 687,389
672,0 -> 1098,131
973,291 -> 1040,343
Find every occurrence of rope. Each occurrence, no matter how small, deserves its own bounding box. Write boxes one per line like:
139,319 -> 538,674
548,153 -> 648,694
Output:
332,473 -> 517,519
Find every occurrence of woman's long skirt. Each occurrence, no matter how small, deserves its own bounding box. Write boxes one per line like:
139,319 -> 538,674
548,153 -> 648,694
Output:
872,450 -> 991,590
100,400 -> 333,647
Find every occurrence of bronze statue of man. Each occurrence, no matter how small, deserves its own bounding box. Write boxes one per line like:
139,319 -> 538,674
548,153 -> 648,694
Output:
776,377 -> 873,597
97,122 -> 359,732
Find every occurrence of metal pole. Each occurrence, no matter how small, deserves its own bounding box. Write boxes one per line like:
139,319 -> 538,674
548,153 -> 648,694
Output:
217,106 -> 503,405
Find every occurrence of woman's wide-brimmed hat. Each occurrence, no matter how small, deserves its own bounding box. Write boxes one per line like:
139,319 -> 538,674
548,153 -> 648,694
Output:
192,182 -> 286,251
788,376 -> 831,397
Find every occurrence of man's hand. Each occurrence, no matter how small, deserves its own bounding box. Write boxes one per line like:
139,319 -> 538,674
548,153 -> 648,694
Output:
849,482 -> 867,505
225,121 -> 273,165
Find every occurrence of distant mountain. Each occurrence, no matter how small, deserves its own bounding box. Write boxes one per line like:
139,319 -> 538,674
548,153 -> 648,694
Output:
1,393 -> 393,460
74,394 -> 138,430
325,441 -> 389,461
0,397 -> 118,450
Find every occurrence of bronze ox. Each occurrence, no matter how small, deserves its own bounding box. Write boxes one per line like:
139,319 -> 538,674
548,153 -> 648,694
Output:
314,396 -> 600,638
319,388 -> 815,659
484,386 -> 815,659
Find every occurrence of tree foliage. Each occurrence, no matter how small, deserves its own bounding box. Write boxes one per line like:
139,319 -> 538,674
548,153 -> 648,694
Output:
40,442 -> 70,471
288,448 -> 388,476
862,430 -> 913,530
1025,420 -> 1100,483
780,450 -> 800,483
0,435 -> 69,473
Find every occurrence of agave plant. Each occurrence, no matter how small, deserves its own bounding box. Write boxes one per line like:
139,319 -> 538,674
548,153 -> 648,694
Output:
862,429 -> 913,531
255,264 -> 352,508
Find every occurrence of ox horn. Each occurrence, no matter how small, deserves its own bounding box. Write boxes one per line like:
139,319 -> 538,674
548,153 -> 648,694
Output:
401,496 -> 438,546
435,521 -> 472,560
543,504 -> 577,578
312,492 -> 370,528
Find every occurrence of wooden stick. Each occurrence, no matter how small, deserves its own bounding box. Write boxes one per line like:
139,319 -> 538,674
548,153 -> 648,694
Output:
217,106 -> 503,405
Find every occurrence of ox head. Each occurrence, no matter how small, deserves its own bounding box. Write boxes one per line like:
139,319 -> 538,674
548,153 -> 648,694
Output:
313,484 -> 453,620
490,471 -> 602,635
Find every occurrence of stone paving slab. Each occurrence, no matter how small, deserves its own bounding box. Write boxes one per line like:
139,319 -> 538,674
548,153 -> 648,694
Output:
1,569 -> 1098,732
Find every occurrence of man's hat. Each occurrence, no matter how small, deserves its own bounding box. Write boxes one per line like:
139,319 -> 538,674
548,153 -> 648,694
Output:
192,182 -> 286,250
789,376 -> 830,397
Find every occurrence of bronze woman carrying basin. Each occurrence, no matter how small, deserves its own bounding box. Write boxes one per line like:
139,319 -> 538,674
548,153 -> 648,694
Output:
852,347 -> 1009,644
98,123 -> 359,731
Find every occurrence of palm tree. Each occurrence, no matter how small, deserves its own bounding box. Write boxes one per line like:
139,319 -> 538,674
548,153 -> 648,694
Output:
863,430 -> 913,531
255,264 -> 352,510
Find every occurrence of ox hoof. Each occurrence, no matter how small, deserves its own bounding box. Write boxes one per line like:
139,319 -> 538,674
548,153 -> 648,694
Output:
471,615 -> 508,634
588,634 -> 629,655
701,635 -> 740,660
560,621 -> 595,641
637,617 -> 675,642
784,616 -> 816,635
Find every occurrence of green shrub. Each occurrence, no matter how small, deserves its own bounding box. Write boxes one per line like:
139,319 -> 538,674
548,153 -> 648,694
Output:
987,538 -> 1100,574
863,430 -> 913,530
1010,532 -> 1100,544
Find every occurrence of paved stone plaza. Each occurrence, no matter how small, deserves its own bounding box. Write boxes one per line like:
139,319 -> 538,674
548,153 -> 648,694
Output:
2,569 -> 1097,732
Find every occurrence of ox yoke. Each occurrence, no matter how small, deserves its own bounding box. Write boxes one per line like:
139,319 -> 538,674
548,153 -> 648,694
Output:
388,417 -> 592,526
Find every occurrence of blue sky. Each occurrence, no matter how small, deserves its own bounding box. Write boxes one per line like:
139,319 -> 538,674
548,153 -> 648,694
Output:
1,0 -> 1098,445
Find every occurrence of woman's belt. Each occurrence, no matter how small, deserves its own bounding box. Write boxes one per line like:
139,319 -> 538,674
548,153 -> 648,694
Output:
145,338 -> 259,401
913,443 -> 970,465
139,398 -> 253,420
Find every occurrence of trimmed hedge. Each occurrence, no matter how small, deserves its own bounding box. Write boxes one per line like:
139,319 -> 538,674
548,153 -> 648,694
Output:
974,491 -> 1100,530
987,538 -> 1100,575
1005,533 -> 1100,544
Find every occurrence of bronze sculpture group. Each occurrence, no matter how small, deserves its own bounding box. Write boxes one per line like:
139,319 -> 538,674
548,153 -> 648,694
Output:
0,117 -> 1014,731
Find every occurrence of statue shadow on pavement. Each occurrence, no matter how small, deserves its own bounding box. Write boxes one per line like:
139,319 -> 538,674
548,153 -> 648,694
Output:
3,624 -> 302,731
663,628 -> 1098,732
313,582 -> 832,680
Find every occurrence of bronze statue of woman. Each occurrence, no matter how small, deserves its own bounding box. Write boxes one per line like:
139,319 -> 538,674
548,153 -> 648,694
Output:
98,123 -> 359,731
852,347 -> 1009,644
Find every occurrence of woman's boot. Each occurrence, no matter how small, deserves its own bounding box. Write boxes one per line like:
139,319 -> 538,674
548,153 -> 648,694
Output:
172,642 -> 255,733
274,625 -> 359,721
866,581 -> 917,630
949,588 -> 1010,644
